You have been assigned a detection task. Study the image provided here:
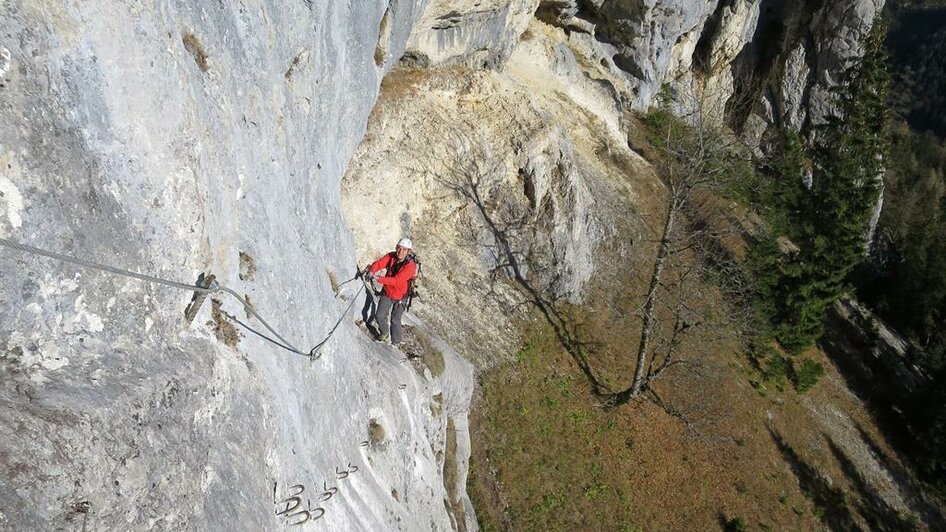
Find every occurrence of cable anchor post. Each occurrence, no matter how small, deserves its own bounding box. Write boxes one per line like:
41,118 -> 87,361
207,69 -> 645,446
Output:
183,272 -> 217,327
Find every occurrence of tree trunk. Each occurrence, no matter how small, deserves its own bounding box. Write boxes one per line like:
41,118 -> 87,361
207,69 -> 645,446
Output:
613,191 -> 679,404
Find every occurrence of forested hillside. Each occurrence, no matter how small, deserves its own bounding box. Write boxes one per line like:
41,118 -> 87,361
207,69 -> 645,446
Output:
887,1 -> 946,137
844,0 -> 946,496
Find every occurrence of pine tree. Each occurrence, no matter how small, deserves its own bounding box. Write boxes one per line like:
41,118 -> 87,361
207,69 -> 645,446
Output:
770,20 -> 891,352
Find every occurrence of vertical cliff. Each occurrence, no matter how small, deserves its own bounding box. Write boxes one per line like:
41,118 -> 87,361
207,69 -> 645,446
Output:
0,1 -> 479,530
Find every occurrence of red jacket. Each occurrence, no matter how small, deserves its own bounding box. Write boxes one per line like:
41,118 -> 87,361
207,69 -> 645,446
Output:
369,252 -> 417,301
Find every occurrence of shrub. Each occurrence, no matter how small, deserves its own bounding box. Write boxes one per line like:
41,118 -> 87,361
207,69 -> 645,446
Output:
789,358 -> 825,393
723,516 -> 748,532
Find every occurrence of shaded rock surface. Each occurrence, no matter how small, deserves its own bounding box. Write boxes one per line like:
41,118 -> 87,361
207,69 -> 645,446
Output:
584,0 -> 722,109
404,0 -> 540,68
570,0 -> 884,143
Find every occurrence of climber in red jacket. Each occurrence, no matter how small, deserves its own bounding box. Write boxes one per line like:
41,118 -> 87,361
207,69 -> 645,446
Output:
364,237 -> 417,345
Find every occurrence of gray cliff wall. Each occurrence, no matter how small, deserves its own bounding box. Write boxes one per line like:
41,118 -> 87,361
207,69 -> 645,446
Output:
559,0 -> 884,139
0,1 -> 479,530
404,0 -> 540,67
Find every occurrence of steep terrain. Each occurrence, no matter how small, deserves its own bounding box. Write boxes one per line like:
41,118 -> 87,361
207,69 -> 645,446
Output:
343,21 -> 651,367
3,0 -> 937,530
344,10 -> 944,528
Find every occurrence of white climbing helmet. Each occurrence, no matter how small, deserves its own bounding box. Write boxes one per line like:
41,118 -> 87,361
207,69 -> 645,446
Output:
397,237 -> 413,249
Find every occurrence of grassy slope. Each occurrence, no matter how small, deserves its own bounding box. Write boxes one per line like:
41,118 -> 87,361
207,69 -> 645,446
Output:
469,294 -> 934,530
466,118 -> 939,530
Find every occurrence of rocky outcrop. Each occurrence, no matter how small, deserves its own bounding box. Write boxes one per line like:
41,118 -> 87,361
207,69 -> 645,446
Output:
536,0 -> 580,25
568,0 -> 882,142
403,0 -> 540,67
343,21 -> 650,368
665,0 -> 761,123
723,0 -> 885,140
780,43 -> 811,131
806,0 -> 885,127
342,70 -> 602,367
582,0 -> 721,109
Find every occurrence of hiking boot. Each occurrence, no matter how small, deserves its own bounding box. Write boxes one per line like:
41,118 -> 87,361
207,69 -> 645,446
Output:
376,333 -> 390,344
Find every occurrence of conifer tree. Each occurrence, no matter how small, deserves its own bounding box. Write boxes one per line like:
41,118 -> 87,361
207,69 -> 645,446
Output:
770,20 -> 891,352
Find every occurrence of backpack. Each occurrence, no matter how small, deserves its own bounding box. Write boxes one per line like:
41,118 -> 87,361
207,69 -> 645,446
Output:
404,252 -> 422,311
383,252 -> 422,310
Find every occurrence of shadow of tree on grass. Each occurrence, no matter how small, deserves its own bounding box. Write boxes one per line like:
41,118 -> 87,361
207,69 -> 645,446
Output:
827,438 -> 922,531
767,426 -> 859,531
769,424 -> 933,531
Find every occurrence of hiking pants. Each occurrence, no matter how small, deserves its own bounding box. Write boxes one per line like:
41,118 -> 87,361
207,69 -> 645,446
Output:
376,295 -> 405,344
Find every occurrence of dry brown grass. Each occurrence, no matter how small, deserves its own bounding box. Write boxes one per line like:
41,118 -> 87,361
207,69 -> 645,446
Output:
369,418 -> 385,445
467,164 -> 935,530
326,268 -> 340,296
417,332 -> 446,377
377,67 -> 442,104
444,417 -> 468,531
239,251 -> 256,281
468,303 -> 935,530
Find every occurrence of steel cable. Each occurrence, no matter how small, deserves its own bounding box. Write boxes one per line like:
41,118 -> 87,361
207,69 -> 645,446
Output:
0,237 -> 216,293
0,236 -> 361,359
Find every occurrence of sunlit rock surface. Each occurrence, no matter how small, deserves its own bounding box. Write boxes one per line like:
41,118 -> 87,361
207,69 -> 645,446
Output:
0,1 -> 475,530
343,20 -> 652,369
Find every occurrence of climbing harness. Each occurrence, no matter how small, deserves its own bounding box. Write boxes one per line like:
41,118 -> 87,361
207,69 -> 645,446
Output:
0,237 -> 362,359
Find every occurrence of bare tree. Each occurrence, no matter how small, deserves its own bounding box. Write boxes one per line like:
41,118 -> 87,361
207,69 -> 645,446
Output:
411,110 -> 612,394
416,88 -> 752,413
606,85 -> 752,406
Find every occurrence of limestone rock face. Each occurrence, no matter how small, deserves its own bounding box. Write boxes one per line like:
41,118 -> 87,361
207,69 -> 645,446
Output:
780,43 -> 811,131
704,0 -> 761,74
404,0 -> 540,67
342,72 -> 600,367
574,0 -> 882,140
584,0 -> 721,109
0,1 -> 476,530
806,0 -> 885,127
665,0 -> 761,123
343,21 -> 650,368
536,0 -> 580,25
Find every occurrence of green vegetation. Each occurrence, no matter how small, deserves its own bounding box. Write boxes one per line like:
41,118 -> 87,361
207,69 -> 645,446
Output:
888,0 -> 946,7
749,20 -> 890,359
723,516 -> 748,532
837,14 -> 946,492
788,358 -> 826,394
854,122 -> 946,367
